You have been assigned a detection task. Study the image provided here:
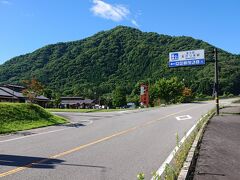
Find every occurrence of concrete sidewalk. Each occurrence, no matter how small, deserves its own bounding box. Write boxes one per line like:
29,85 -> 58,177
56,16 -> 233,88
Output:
192,105 -> 240,180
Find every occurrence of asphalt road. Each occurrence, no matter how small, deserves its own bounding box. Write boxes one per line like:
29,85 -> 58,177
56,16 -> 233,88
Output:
0,99 -> 236,180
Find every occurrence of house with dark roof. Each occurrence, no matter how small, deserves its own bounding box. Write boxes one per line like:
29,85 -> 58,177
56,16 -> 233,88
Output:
0,85 -> 49,107
0,88 -> 18,102
60,97 -> 97,109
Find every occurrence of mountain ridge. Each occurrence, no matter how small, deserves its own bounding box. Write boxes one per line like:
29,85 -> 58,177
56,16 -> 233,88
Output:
0,26 -> 239,97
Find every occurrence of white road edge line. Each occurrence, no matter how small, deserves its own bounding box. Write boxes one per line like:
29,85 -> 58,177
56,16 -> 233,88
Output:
0,120 -> 93,143
151,114 -> 208,180
0,128 -> 69,143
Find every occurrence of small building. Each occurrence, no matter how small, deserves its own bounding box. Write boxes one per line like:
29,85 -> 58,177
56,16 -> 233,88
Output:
32,95 -> 50,107
0,88 -> 18,102
127,102 -> 136,109
0,85 -> 49,107
60,97 -> 97,109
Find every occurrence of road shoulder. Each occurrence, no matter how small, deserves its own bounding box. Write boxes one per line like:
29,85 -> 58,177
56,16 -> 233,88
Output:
192,105 -> 240,180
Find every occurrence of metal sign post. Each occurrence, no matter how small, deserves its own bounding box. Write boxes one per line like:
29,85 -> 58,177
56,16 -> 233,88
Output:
169,48 -> 220,115
214,48 -> 220,115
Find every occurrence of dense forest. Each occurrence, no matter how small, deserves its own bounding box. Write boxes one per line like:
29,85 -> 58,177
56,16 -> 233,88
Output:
0,26 -> 239,105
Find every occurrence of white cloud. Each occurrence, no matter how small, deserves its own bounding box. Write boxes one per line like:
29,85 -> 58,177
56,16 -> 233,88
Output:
0,0 -> 11,5
91,0 -> 139,27
131,19 -> 139,27
91,0 -> 129,21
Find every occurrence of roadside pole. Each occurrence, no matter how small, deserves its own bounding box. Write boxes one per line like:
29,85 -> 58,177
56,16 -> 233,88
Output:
214,48 -> 220,115
169,49 -> 220,115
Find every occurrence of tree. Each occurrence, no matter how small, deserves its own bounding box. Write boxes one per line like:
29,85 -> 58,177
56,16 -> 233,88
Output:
53,93 -> 61,108
101,93 -> 113,108
22,79 -> 44,103
43,88 -> 53,99
126,94 -> 139,106
154,77 -> 184,104
181,87 -> 194,103
149,83 -> 159,106
112,87 -> 126,108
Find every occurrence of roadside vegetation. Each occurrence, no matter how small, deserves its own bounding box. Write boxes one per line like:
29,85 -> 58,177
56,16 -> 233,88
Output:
0,103 -> 67,134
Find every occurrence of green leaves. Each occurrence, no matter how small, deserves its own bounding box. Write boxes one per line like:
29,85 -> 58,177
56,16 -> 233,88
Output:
112,86 -> 127,108
153,77 -> 184,104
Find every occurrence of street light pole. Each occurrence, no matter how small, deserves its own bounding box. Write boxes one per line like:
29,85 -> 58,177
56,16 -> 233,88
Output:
214,48 -> 220,115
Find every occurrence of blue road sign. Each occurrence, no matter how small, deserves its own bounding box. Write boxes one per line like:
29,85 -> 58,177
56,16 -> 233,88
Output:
169,49 -> 205,68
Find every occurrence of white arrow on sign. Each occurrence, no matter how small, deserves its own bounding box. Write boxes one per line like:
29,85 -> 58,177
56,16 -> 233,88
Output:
176,115 -> 192,121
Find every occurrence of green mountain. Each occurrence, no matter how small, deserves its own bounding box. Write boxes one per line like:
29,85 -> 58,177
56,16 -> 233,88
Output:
0,26 -> 239,97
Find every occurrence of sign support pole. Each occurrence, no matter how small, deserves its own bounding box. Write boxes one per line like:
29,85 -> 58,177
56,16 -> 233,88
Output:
214,48 -> 220,115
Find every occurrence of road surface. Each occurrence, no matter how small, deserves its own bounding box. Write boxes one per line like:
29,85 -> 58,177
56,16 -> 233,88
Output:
0,99 -> 235,180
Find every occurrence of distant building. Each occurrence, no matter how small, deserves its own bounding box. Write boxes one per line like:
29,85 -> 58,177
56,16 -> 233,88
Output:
0,84 -> 49,107
60,97 -> 97,109
127,102 -> 136,109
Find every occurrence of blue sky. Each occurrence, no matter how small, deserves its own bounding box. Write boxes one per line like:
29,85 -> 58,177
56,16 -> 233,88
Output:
0,0 -> 240,64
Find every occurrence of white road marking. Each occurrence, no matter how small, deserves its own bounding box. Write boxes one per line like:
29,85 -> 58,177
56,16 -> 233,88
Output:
0,120 -> 93,143
81,120 -> 93,125
0,128 -> 69,143
176,115 -> 192,121
117,111 -> 128,113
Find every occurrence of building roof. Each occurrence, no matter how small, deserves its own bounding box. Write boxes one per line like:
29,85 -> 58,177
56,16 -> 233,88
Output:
61,100 -> 82,105
61,97 -> 84,100
61,98 -> 95,105
3,84 -> 25,89
83,99 -> 95,104
0,86 -> 49,101
0,87 -> 25,98
36,95 -> 50,101
0,88 -> 17,98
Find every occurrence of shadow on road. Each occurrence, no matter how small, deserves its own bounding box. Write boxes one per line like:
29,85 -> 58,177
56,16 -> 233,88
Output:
190,101 -> 208,104
0,154 -> 63,169
61,123 -> 86,128
0,154 -> 107,170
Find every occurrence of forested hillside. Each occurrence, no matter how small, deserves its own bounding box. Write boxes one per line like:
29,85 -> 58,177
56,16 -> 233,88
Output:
0,26 -> 239,100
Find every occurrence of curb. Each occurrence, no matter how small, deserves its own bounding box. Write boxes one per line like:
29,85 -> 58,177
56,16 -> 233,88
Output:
177,111 -> 215,180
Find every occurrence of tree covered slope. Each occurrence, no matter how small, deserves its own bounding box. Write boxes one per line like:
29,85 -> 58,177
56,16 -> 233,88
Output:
0,26 -> 239,97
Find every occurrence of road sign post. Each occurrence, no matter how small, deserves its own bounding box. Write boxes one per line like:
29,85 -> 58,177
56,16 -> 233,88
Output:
214,48 -> 220,115
169,48 -> 220,116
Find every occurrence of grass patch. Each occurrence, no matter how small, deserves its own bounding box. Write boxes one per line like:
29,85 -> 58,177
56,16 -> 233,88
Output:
0,103 -> 67,134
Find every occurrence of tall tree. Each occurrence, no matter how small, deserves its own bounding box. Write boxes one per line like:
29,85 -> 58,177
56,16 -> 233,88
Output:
155,77 -> 184,104
112,87 -> 126,108
22,79 -> 44,103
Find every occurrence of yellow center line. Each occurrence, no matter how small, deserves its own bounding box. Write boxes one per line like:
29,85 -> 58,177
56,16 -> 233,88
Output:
0,104 -> 207,178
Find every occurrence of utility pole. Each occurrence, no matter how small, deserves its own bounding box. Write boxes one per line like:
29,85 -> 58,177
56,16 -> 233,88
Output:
214,48 -> 220,115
